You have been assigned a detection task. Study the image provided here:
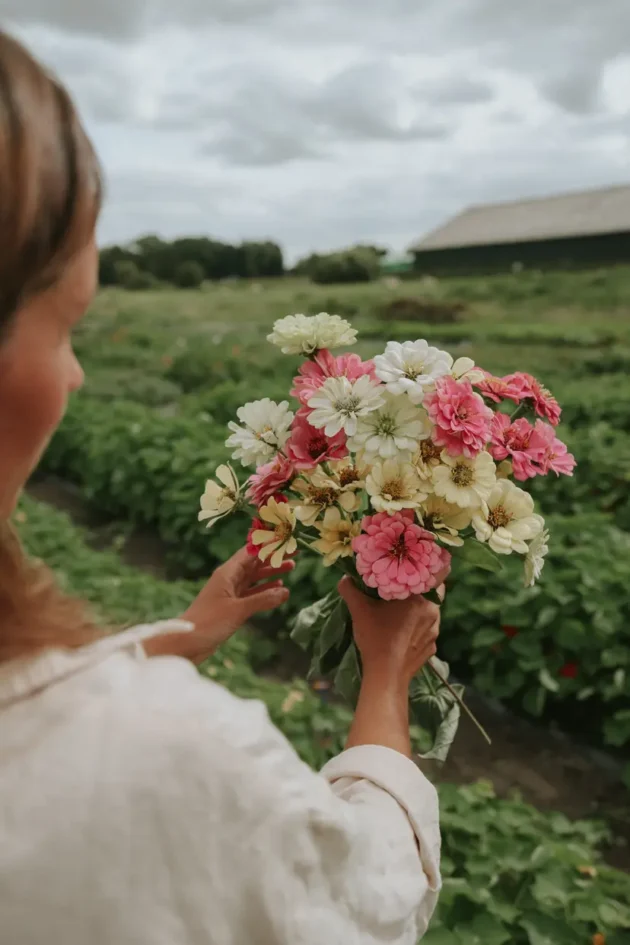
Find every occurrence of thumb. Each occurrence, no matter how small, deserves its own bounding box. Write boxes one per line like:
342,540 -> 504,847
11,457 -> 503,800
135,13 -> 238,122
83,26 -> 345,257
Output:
338,575 -> 367,611
240,584 -> 289,619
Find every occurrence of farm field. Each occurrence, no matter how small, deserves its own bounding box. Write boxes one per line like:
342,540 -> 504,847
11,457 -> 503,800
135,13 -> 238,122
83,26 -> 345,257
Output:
23,265 -> 630,942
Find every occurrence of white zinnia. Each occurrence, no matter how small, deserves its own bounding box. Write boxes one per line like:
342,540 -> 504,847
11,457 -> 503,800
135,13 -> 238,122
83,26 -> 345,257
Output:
348,392 -> 431,461
374,339 -> 453,404
307,375 -> 385,437
432,451 -> 496,509
198,464 -> 240,529
524,526 -> 550,587
267,312 -> 357,355
226,398 -> 294,467
367,459 -> 427,513
472,479 -> 545,555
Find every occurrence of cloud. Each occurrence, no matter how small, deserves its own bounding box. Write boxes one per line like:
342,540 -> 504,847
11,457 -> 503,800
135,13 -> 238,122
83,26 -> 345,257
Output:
2,0 -> 291,40
4,0 -> 630,259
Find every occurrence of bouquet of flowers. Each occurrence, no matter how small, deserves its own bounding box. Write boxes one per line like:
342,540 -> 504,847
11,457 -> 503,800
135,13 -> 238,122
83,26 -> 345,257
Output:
198,313 -> 576,759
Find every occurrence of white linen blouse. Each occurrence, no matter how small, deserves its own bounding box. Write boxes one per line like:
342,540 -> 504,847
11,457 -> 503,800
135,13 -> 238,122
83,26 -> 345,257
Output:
0,620 -> 441,945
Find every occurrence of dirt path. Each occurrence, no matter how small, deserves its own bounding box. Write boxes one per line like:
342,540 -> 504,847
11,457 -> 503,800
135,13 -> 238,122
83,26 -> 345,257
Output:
28,475 -> 630,870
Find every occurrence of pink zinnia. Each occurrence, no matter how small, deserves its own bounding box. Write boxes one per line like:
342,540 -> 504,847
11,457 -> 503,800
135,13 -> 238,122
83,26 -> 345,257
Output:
489,413 -> 548,481
505,372 -> 562,426
425,376 -> 493,458
246,517 -> 265,557
353,510 -> 451,601
475,371 -> 524,405
534,420 -> 576,476
291,348 -> 377,406
285,408 -> 348,469
246,455 -> 294,506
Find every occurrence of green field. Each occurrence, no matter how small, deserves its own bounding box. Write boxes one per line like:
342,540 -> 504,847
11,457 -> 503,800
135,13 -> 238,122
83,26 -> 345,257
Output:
23,265 -> 630,942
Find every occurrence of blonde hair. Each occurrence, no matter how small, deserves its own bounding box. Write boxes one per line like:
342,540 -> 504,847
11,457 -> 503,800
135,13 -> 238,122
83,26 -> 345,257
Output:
0,31 -> 103,661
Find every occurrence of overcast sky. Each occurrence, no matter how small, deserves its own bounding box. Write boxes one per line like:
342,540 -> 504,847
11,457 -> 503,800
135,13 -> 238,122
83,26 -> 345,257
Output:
3,0 -> 630,259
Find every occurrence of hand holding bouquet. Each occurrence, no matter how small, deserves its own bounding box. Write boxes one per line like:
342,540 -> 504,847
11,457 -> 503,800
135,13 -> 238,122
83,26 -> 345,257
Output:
198,313 -> 575,759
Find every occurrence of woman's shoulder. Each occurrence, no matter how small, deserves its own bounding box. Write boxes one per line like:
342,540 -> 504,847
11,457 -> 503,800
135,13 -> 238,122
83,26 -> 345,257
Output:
83,625 -> 278,753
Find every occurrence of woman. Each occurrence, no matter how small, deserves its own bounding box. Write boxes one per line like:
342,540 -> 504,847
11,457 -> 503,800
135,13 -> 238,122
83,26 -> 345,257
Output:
0,31 -> 442,945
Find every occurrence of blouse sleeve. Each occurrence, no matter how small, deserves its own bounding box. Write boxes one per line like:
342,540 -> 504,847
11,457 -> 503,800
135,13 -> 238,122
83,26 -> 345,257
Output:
112,654 -> 441,945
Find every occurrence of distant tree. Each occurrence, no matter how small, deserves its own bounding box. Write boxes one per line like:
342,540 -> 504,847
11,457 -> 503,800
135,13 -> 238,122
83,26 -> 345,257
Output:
99,246 -> 137,286
174,260 -> 205,289
99,236 -> 284,286
242,241 -> 284,278
292,252 -> 322,277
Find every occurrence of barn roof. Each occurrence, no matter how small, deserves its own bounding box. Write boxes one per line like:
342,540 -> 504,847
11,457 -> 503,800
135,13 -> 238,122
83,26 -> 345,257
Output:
411,183 -> 630,252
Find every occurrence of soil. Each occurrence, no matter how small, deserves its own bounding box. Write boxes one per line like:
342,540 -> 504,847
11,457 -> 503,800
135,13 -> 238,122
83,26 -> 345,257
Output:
27,475 -> 630,870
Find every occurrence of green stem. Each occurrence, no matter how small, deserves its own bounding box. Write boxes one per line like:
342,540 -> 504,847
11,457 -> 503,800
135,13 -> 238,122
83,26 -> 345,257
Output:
427,658 -> 492,745
509,402 -> 527,422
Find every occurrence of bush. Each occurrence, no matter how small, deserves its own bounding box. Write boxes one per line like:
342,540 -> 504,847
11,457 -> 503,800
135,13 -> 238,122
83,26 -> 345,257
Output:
379,297 -> 466,324
174,260 -> 205,289
113,260 -> 158,291
442,514 -> 630,751
311,248 -> 380,285
430,781 -> 630,945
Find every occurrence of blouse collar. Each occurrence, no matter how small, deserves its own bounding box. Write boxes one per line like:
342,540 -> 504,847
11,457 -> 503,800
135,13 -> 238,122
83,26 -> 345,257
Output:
0,620 -> 194,709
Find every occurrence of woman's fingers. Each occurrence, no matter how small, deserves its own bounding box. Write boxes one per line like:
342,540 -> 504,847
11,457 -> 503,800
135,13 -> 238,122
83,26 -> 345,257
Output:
254,560 -> 295,581
242,578 -> 284,598
240,583 -> 290,616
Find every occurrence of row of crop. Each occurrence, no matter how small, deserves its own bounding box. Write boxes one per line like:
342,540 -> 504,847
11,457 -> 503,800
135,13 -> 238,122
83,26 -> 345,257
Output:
38,396 -> 630,751
17,495 -> 630,943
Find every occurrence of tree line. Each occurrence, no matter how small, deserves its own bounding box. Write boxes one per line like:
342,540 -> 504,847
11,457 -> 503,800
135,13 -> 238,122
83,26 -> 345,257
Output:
99,236 -> 391,289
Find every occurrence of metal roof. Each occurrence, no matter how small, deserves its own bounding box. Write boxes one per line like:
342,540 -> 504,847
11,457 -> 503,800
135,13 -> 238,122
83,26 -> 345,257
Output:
411,184 -> 630,252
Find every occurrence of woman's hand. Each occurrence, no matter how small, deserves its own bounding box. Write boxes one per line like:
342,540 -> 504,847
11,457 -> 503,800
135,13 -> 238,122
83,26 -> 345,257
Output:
340,573 -> 448,758
146,548 -> 293,664
339,574 -> 447,686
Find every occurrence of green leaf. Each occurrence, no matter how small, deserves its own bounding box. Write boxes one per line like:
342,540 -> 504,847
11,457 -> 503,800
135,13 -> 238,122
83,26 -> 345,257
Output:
289,591 -> 338,650
599,900 -> 630,929
472,627 -> 505,648
468,913 -> 511,945
412,666 -> 463,762
520,913 -> 576,945
314,596 -> 350,674
538,668 -> 560,693
333,643 -> 361,706
451,539 -> 505,573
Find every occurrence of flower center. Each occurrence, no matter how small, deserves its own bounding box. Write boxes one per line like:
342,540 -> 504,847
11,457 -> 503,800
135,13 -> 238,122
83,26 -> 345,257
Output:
450,462 -> 474,486
506,428 -> 531,451
339,467 -> 360,487
419,440 -> 442,463
403,361 -> 423,381
390,533 -> 409,560
310,486 -> 338,506
376,414 -> 397,436
456,407 -> 468,420
308,434 -> 329,459
382,477 -> 405,500
488,505 -> 511,529
222,488 -> 236,502
333,395 -> 361,415
274,521 -> 293,543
